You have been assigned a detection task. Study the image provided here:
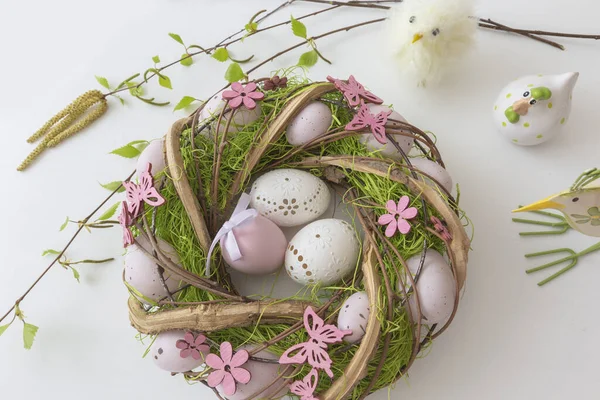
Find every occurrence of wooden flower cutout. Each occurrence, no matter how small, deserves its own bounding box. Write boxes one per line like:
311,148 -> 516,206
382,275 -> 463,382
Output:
378,196 -> 418,237
175,332 -> 209,360
222,82 -> 265,110
206,342 -> 251,396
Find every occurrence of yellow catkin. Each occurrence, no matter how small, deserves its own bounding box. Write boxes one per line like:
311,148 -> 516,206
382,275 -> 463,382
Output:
47,98 -> 108,147
43,95 -> 104,146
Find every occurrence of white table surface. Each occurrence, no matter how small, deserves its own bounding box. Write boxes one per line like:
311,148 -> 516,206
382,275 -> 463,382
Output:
1,1 -> 600,399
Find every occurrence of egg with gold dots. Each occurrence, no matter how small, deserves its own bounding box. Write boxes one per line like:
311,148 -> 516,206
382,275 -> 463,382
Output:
493,72 -> 578,146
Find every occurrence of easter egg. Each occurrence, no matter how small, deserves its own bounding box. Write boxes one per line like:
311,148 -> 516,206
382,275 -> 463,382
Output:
285,101 -> 333,146
285,218 -> 360,286
200,90 -> 262,134
359,104 -> 413,160
250,169 -> 331,227
493,72 -> 579,146
337,292 -> 370,343
403,250 -> 456,325
136,139 -> 166,179
216,346 -> 287,400
124,236 -> 182,304
408,157 -> 453,193
150,330 -> 208,373
221,215 -> 287,275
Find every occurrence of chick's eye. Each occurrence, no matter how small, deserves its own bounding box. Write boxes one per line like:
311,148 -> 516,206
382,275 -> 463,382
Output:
529,99 -> 537,105
409,16 -> 416,23
572,197 -> 579,202
523,91 -> 530,97
432,28 -> 440,36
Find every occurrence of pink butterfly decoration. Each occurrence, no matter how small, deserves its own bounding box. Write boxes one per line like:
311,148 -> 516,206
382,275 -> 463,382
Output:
279,306 -> 351,378
117,201 -> 134,248
123,162 -> 165,218
290,369 -> 319,400
175,332 -> 209,360
378,196 -> 419,237
206,342 -> 251,396
327,75 -> 383,107
345,101 -> 392,145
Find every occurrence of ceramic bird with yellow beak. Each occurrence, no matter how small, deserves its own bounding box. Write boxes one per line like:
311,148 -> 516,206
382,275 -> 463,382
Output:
512,169 -> 600,285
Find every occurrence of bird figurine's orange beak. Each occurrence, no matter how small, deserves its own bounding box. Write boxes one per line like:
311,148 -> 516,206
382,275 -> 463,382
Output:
512,195 -> 565,213
512,97 -> 532,116
412,33 -> 424,44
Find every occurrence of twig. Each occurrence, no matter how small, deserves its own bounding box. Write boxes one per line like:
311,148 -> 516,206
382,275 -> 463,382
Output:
297,0 -> 391,9
478,19 -> 565,50
479,19 -> 600,40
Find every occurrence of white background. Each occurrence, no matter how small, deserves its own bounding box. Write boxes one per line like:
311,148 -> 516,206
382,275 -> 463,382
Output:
1,0 -> 599,399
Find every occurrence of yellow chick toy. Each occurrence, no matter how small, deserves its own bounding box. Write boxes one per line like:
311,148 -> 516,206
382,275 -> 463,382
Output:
387,0 -> 477,86
512,168 -> 600,285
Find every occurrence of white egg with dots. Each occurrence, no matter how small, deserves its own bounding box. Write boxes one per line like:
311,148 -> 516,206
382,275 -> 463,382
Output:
338,291 -> 370,343
150,330 -> 207,373
200,90 -> 262,134
285,101 -> 333,146
408,157 -> 453,193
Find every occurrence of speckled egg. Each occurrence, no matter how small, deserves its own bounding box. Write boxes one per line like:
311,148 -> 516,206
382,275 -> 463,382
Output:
337,292 -> 370,343
285,101 -> 333,146
221,215 -> 287,275
216,346 -> 287,400
359,104 -> 413,161
250,169 -> 331,227
285,218 -> 360,286
403,250 -> 456,325
136,139 -> 166,179
200,90 -> 262,134
150,330 -> 207,372
408,158 -> 453,193
124,236 -> 182,304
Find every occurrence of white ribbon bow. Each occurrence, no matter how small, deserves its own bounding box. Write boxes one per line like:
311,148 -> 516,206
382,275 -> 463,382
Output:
205,193 -> 258,276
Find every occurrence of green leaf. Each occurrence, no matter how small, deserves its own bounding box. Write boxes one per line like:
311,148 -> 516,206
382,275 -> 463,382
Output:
23,322 -> 38,350
224,63 -> 245,83
126,82 -> 144,97
59,216 -> 69,231
71,267 -> 80,283
110,145 -> 141,158
174,96 -> 197,111
100,181 -> 125,193
291,15 -> 307,39
116,95 -> 126,106
158,74 -> 172,89
245,22 -> 258,33
297,50 -> 318,67
212,48 -> 229,62
0,323 -> 10,336
95,76 -> 110,89
152,55 -> 160,64
97,201 -> 120,221
41,249 -> 60,257
168,33 -> 184,45
180,54 -> 193,67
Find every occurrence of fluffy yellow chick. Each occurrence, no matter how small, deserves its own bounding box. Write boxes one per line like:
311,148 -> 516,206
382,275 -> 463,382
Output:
387,0 -> 477,86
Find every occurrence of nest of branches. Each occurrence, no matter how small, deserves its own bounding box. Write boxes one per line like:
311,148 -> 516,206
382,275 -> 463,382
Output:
124,74 -> 470,400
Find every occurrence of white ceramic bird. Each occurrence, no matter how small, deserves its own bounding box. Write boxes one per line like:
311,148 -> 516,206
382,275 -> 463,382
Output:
387,0 -> 477,86
493,72 -> 579,146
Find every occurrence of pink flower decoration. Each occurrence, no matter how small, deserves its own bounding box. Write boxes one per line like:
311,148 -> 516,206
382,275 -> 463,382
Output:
279,306 -> 351,378
327,75 -> 383,107
430,216 -> 452,241
206,342 -> 251,396
117,201 -> 134,248
378,196 -> 419,237
222,82 -> 265,110
345,101 -> 392,145
123,162 -> 165,218
175,332 -> 209,360
290,369 -> 319,400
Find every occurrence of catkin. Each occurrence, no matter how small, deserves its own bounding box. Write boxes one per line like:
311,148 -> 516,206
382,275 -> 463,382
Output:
47,98 -> 108,147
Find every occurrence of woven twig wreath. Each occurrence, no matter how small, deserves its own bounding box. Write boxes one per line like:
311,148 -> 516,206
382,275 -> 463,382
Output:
122,75 -> 470,400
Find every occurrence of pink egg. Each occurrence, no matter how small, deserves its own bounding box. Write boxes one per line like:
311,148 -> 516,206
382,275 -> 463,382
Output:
124,236 -> 182,304
221,215 -> 287,275
359,104 -> 414,160
200,90 -> 262,134
285,101 -> 333,146
136,139 -> 167,179
150,330 -> 208,373
216,346 -> 288,400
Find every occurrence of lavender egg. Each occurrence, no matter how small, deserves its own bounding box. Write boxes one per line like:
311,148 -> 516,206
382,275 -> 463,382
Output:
136,139 -> 166,179
408,158 -> 453,193
200,90 -> 262,134
403,250 -> 456,325
124,236 -> 182,305
359,104 -> 413,160
285,101 -> 333,146
216,346 -> 287,400
221,215 -> 287,275
337,291 -> 370,343
150,330 -> 207,373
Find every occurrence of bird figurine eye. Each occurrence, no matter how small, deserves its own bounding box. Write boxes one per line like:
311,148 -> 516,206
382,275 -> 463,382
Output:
523,91 -> 530,97
529,99 -> 537,105
432,28 -> 440,36
409,16 -> 416,23
572,197 -> 580,202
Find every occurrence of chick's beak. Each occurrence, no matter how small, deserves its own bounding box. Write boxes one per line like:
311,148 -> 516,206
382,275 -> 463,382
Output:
412,33 -> 424,44
512,195 -> 565,213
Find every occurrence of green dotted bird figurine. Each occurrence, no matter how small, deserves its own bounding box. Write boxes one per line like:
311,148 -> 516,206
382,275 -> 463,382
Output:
512,168 -> 600,286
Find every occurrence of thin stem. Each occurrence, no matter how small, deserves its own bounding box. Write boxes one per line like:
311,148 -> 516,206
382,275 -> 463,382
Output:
297,0 -> 391,9
479,20 -> 600,40
478,19 -> 565,50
